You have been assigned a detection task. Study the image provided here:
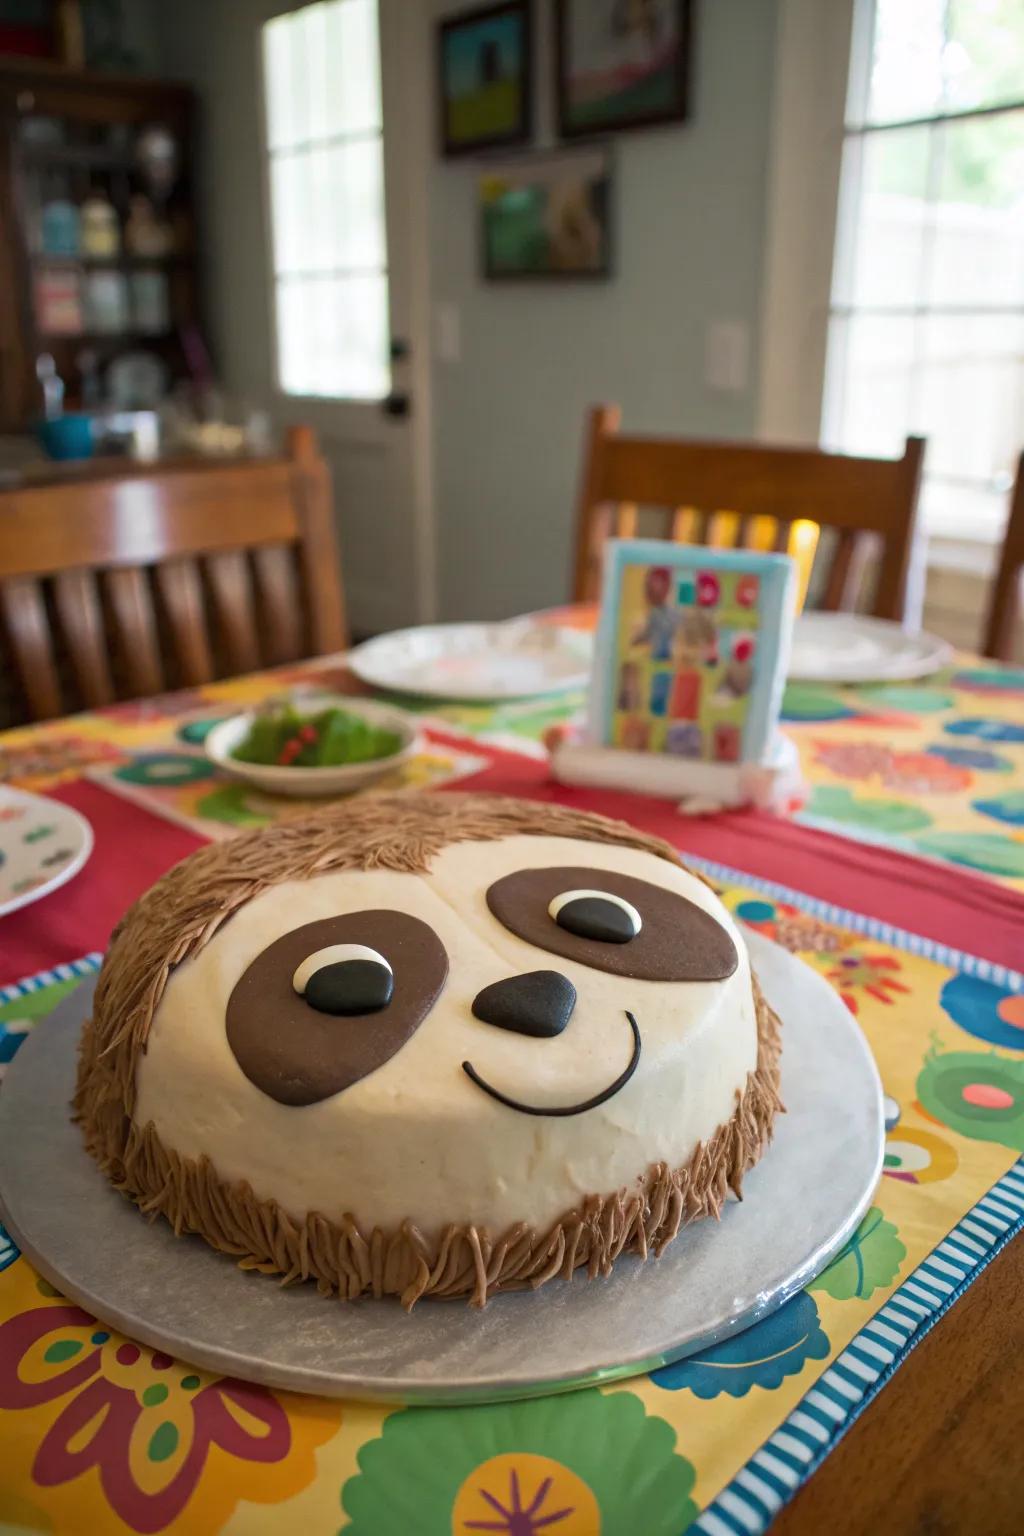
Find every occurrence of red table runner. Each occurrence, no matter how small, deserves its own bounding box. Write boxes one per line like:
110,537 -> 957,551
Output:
3,734 -> 1021,988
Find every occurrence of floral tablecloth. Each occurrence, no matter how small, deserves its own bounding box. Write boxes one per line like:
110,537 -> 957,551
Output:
1,655 -> 1022,1536
782,664 -> 1024,887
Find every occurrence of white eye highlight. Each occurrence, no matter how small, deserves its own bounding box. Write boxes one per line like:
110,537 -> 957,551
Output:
292,944 -> 392,996
547,889 -> 642,944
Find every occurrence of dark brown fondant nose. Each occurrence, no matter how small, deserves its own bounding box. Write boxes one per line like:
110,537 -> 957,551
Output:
472,971 -> 576,1038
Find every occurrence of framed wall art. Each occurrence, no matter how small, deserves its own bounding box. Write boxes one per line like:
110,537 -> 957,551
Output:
555,0 -> 692,138
479,144 -> 611,280
438,1 -> 532,158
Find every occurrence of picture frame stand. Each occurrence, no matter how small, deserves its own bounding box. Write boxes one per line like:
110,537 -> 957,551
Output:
551,538 -> 808,814
547,729 -> 805,815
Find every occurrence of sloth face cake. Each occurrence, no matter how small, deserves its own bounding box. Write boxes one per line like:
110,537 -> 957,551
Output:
76,794 -> 782,1307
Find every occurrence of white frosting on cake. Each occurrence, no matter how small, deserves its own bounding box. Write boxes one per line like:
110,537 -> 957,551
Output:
133,835 -> 757,1237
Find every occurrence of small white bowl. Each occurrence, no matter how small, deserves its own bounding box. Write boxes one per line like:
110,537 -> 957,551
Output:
205,697 -> 417,798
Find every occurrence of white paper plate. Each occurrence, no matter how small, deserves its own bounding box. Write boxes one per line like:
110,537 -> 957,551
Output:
0,785 -> 93,918
348,621 -> 592,701
788,613 -> 952,684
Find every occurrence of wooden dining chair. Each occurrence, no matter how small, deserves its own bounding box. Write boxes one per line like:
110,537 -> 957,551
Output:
572,405 -> 925,621
0,425 -> 347,724
982,451 -> 1024,662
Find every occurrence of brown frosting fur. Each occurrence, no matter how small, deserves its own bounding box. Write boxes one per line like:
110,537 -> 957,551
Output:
74,792 -> 784,1307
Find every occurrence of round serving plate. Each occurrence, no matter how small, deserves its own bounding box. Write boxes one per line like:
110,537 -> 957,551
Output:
347,620 -> 592,701
0,785 -> 94,918
0,931 -> 883,1406
788,612 -> 952,684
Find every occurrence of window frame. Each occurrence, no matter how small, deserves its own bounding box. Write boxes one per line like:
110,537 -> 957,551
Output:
758,0 -> 1024,551
258,0 -> 392,406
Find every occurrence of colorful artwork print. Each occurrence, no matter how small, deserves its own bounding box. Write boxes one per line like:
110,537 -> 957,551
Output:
592,542 -> 794,764
556,0 -> 692,137
439,1 -> 531,157
480,146 -> 611,280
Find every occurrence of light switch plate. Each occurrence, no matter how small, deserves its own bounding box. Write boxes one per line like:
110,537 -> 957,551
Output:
435,301 -> 461,363
705,319 -> 750,393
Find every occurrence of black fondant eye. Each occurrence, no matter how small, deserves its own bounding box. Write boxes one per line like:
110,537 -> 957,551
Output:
292,943 -> 394,1016
548,889 -> 641,944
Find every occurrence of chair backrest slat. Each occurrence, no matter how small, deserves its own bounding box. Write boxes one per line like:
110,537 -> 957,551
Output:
154,558 -> 214,686
820,527 -> 859,610
103,567 -> 165,698
252,545 -> 304,666
0,427 -> 347,723
616,502 -> 638,539
572,404 -> 924,620
669,506 -> 691,543
53,569 -> 115,708
983,452 -> 1024,661
290,428 -> 347,655
205,551 -> 261,675
0,578 -> 62,721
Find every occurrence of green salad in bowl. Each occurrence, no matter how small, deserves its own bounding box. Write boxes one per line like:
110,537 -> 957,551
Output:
205,696 -> 415,797
232,704 -> 403,768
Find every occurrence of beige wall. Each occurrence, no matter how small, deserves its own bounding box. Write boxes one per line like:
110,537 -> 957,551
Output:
426,0 -> 779,620
157,0 -> 780,627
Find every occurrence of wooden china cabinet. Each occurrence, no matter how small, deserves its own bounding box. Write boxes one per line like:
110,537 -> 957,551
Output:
0,59 -> 200,431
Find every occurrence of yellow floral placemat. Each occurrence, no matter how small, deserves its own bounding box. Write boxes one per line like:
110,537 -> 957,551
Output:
1,864 -> 1021,1536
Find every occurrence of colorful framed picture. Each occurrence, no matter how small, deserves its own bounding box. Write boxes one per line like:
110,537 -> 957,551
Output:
438,1 -> 532,158
555,0 -> 692,138
590,541 -> 796,766
480,145 -> 611,279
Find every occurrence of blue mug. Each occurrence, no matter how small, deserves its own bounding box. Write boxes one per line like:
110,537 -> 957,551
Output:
37,414 -> 94,461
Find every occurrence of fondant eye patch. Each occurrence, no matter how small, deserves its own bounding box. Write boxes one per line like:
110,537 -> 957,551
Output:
486,865 -> 738,981
227,911 -> 448,1105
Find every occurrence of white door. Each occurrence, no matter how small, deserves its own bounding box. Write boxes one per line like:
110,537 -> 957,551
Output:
261,0 -> 435,637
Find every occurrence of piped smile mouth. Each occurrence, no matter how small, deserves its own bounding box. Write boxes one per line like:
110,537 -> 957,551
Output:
461,1011 -> 642,1117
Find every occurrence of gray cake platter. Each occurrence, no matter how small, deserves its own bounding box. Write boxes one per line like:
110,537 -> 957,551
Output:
0,930 -> 883,1406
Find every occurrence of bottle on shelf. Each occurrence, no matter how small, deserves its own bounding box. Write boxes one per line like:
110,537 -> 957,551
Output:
80,187 -> 120,259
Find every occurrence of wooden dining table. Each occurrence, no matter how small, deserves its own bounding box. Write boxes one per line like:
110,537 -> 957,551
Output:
0,636 -> 1022,1536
